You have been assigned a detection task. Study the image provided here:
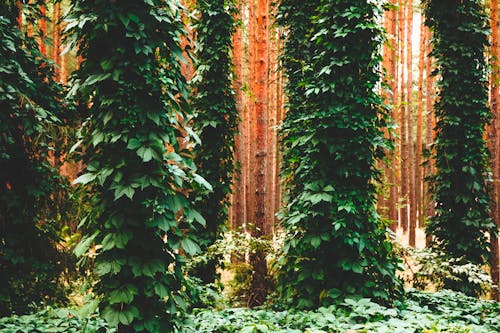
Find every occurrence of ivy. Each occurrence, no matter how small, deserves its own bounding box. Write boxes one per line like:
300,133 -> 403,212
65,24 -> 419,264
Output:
276,0 -> 402,309
66,0 -> 208,331
189,0 -> 239,284
0,1 -> 66,315
423,0 -> 496,295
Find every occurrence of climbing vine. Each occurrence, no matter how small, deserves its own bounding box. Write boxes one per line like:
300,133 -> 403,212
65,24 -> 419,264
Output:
0,1 -> 65,315
276,0 -> 402,309
67,0 -> 208,331
423,0 -> 495,295
190,0 -> 239,284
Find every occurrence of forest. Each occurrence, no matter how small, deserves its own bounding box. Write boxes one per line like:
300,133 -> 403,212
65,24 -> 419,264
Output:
1,0 -> 500,332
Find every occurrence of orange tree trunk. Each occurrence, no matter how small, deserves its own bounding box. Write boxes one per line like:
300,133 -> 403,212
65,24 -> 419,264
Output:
416,17 -> 425,230
407,0 -> 416,247
399,0 -> 408,232
248,0 -> 270,307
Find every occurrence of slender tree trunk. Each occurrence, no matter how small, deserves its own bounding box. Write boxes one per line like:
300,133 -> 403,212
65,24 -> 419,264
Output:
266,7 -> 276,235
416,16 -> 426,230
248,0 -> 269,307
388,1 -> 399,230
52,1 -> 60,81
399,0 -> 408,233
16,1 -> 22,28
489,0 -> 500,301
231,0 -> 245,232
379,7 -> 392,220
407,0 -> 416,247
39,2 -> 47,56
425,26 -> 435,246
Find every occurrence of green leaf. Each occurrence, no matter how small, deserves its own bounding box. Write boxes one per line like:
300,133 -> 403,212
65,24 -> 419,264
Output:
181,238 -> 201,256
73,173 -> 96,185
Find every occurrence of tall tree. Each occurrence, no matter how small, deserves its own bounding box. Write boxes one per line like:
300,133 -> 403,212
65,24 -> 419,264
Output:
247,0 -> 270,307
489,0 -> 500,301
407,0 -> 416,247
0,0 -> 64,315
67,1 -> 207,331
387,1 -> 399,229
424,26 -> 435,229
191,0 -> 239,284
399,0 -> 408,232
277,0 -> 402,309
423,0 -> 495,295
416,17 -> 426,229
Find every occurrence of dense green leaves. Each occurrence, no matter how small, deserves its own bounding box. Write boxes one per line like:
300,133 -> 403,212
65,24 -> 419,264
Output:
189,0 -> 239,284
276,0 -> 402,308
423,0 -> 496,295
185,290 -> 500,333
0,2 -> 66,315
67,0 -> 208,331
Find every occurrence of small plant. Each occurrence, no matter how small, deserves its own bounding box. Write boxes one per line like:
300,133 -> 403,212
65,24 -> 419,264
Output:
397,244 -> 494,296
187,227 -> 282,307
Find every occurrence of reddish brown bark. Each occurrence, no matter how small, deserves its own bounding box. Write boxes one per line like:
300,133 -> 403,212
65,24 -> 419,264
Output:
248,0 -> 269,307
51,2 -> 61,81
16,1 -> 22,28
399,0 -> 408,232
388,1 -> 399,229
406,0 -> 416,247
379,7 -> 392,220
39,3 -> 47,56
489,0 -> 500,301
416,17 -> 426,230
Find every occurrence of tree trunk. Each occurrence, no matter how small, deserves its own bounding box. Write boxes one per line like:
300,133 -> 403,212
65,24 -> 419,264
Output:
407,0 -> 416,247
388,1 -> 399,230
51,1 -> 60,81
425,26 -> 435,246
416,15 -> 426,230
248,0 -> 269,307
399,0 -> 408,233
489,0 -> 500,301
231,0 -> 246,232
39,2 -> 46,56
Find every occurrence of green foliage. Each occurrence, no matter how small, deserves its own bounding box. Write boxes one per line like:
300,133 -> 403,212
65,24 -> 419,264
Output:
0,306 -> 113,333
190,0 -> 239,284
0,2 -> 67,315
184,290 -> 500,333
276,0 -> 402,308
397,245 -> 493,296
422,0 -> 496,295
188,229 -> 280,307
2,291 -> 498,333
66,0 -> 208,331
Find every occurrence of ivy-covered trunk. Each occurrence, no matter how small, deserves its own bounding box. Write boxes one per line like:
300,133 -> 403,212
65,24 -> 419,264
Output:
277,0 -> 402,309
0,1 -> 64,315
67,1 -> 207,331
423,0 -> 496,296
190,0 -> 238,285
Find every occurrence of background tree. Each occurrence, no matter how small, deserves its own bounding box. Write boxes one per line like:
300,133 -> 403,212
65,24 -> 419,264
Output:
190,0 -> 239,284
67,0 -> 208,331
423,0 -> 496,296
277,0 -> 402,309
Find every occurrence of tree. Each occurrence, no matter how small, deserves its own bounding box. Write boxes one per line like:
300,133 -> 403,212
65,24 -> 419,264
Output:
67,1 -> 207,331
489,0 -> 500,301
277,0 -> 402,309
190,0 -> 239,284
0,0 -> 64,315
423,0 -> 495,295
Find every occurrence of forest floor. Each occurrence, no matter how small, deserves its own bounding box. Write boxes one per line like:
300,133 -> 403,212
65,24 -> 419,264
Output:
0,290 -> 499,332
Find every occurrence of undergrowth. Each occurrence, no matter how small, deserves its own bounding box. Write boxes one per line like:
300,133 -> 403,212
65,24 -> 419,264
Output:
0,290 -> 498,333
